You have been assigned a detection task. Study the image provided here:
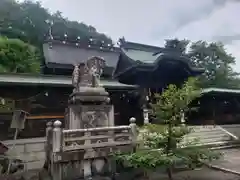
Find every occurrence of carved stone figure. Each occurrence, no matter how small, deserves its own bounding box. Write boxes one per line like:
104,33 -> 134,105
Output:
86,56 -> 106,87
81,111 -> 96,129
72,64 -> 80,92
78,63 -> 92,87
81,110 -> 109,129
72,57 -> 106,92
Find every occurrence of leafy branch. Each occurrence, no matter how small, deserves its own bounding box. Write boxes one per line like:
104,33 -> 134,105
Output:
114,78 -> 221,180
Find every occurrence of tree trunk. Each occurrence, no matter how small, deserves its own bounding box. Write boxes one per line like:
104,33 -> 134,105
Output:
167,167 -> 173,180
166,121 -> 173,180
143,170 -> 149,180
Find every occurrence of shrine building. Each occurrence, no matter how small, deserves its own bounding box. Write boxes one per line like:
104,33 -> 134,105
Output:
0,35 -> 238,141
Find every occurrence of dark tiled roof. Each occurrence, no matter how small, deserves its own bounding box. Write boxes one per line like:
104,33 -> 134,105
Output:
42,38 -> 202,81
118,38 -> 164,52
43,42 -> 120,66
43,38 -> 170,70
43,41 -> 120,77
113,47 -> 204,87
202,88 -> 240,94
43,38 -> 171,69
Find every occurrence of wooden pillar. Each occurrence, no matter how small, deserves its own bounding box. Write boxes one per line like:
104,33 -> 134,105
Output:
212,97 -> 216,125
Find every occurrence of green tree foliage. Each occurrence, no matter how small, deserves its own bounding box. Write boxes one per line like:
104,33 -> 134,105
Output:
0,36 -> 40,73
115,78 -> 220,180
165,38 -> 189,54
189,41 -> 239,88
164,39 -> 240,89
0,0 -> 112,47
0,0 -> 112,74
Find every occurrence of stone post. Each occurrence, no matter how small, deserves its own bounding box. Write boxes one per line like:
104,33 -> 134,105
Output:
52,120 -> 62,153
129,117 -> 137,145
44,121 -> 52,170
46,121 -> 53,148
180,110 -> 185,125
46,121 -> 53,136
143,108 -> 149,124
83,130 -> 92,179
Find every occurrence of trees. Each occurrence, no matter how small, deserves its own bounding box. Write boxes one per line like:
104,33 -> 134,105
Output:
164,39 -> 240,89
188,41 -> 239,88
115,78 -> 220,180
165,38 -> 189,54
0,0 -> 112,74
0,36 -> 40,73
0,0 -> 112,47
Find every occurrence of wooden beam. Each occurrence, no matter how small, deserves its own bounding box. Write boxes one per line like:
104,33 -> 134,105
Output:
27,115 -> 64,120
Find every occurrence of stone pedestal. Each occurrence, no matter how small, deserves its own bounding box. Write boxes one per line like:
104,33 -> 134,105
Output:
66,86 -> 113,130
67,86 -> 113,179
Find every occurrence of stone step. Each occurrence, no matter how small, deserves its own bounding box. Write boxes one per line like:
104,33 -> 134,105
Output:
185,135 -> 230,141
190,129 -> 225,135
190,128 -> 224,134
183,136 -> 230,143
189,125 -> 220,129
180,140 -> 239,149
181,125 -> 235,147
187,137 -> 230,144
185,133 -> 230,139
210,143 -> 240,150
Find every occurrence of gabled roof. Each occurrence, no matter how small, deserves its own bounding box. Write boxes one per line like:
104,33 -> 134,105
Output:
118,38 -> 164,52
42,38 -> 180,71
114,39 -> 204,87
42,38 -> 203,85
118,38 -> 181,64
43,41 -> 120,73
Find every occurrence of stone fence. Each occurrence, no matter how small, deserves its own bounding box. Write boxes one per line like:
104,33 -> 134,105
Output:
45,118 -> 138,180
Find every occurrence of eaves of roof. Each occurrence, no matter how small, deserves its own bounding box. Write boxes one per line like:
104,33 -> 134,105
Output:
0,73 -> 137,89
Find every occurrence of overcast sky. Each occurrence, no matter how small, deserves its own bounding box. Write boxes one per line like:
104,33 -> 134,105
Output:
26,0 -> 240,72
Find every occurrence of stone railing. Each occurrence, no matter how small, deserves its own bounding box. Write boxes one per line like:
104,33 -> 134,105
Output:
47,118 -> 137,154
45,117 -> 137,180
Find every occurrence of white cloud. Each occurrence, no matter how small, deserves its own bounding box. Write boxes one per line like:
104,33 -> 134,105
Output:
168,1 -> 240,71
24,0 -> 240,72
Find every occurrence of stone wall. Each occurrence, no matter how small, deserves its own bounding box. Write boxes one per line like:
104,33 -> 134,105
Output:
3,137 -> 46,170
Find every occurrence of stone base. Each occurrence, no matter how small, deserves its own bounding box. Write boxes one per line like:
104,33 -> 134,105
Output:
69,87 -> 110,104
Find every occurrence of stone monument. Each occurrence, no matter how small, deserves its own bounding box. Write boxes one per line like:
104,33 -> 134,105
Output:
67,56 -> 113,130
44,56 -> 137,180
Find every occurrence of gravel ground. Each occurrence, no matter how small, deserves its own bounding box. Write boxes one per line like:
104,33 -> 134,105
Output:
3,147 -> 240,180
210,148 -> 240,172
148,167 -> 240,180
0,167 -> 240,180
